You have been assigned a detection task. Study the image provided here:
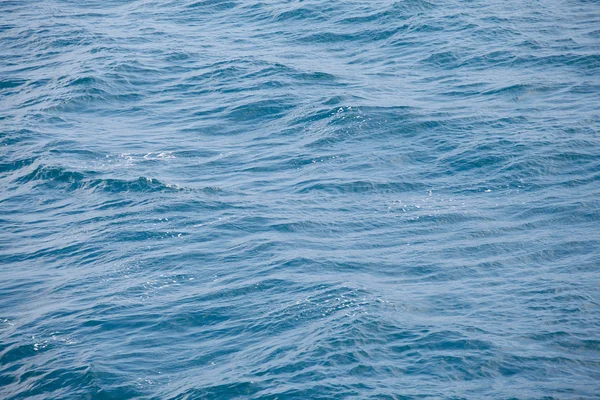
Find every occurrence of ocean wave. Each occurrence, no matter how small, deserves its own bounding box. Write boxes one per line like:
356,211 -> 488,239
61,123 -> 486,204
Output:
15,165 -> 185,193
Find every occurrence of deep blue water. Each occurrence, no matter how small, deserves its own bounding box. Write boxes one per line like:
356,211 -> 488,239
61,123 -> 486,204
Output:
1,0 -> 600,398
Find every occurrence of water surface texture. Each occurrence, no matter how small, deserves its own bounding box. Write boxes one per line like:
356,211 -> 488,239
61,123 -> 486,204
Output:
1,0 -> 600,398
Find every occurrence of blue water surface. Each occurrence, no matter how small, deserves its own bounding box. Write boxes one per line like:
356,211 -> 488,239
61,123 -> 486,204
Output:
1,0 -> 600,398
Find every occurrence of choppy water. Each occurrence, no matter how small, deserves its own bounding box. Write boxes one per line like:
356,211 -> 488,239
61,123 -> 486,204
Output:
1,0 -> 600,398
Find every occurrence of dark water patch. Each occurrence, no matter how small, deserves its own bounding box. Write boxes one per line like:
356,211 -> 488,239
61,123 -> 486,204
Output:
185,0 -> 238,11
0,157 -> 38,175
294,180 -> 427,195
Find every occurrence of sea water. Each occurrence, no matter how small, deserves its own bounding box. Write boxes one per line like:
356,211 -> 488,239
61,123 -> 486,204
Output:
1,0 -> 599,398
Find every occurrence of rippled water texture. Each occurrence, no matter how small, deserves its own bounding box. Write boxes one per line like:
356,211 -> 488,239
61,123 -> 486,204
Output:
1,0 -> 600,398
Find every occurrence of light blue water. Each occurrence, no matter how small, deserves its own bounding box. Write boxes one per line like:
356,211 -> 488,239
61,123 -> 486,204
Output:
1,0 -> 600,398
